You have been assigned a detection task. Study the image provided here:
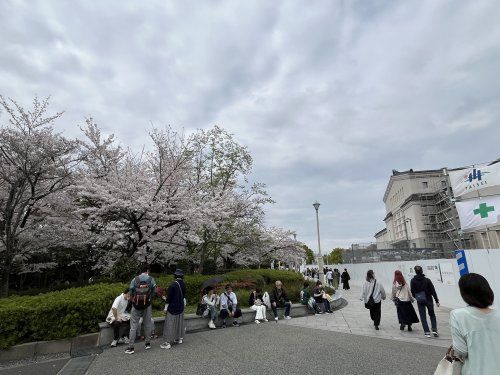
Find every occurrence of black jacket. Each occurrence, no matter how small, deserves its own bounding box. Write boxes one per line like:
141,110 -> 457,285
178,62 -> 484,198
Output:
410,274 -> 439,304
248,291 -> 264,306
341,271 -> 350,282
270,287 -> 290,305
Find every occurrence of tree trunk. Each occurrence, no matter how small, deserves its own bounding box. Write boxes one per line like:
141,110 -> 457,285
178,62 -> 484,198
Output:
0,267 -> 10,298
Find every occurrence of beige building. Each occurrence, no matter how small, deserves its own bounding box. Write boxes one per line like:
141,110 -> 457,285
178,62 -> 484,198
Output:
376,167 -> 500,250
375,168 -> 475,251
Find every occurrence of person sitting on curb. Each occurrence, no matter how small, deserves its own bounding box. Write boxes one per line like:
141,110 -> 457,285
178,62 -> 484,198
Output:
106,288 -> 131,347
313,281 -> 333,314
219,285 -> 242,328
202,286 -> 219,329
249,287 -> 268,324
270,280 -> 292,321
300,281 -> 322,315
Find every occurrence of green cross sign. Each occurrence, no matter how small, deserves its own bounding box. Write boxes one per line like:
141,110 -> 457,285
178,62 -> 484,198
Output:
473,203 -> 495,218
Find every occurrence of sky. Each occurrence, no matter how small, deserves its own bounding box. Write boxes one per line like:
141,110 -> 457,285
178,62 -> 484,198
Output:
1,0 -> 500,253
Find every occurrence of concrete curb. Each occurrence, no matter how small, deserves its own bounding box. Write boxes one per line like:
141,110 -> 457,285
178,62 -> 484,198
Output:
0,333 -> 100,363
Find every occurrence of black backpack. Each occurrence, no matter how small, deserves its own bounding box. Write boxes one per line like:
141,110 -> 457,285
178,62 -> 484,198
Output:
132,276 -> 152,310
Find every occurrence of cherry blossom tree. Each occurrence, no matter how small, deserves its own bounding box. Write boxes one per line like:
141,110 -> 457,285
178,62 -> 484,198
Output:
0,96 -> 80,296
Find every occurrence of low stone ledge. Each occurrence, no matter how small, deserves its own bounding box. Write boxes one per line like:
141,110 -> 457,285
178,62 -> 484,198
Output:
36,339 -> 71,355
98,304 -> 311,346
0,342 -> 36,363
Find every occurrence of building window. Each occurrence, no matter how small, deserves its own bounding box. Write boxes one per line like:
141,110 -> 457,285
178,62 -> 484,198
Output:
422,181 -> 428,188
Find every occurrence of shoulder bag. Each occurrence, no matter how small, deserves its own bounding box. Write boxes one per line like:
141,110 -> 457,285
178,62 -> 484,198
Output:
433,346 -> 463,375
364,280 -> 377,310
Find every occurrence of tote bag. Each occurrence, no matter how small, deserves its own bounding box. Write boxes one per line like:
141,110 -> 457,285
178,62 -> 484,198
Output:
433,347 -> 463,375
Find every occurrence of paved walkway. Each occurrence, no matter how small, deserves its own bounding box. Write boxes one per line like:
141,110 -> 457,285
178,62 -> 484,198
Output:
282,285 -> 452,348
86,323 -> 444,375
0,285 -> 453,375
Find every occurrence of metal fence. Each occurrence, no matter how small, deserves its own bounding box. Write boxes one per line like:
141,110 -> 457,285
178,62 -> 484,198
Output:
343,247 -> 455,264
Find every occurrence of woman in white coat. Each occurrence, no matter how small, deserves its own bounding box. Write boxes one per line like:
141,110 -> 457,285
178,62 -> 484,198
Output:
361,270 -> 386,330
248,288 -> 268,324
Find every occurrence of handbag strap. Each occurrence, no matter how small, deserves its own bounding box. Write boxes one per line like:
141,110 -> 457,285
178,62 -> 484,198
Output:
175,281 -> 184,299
369,279 -> 377,299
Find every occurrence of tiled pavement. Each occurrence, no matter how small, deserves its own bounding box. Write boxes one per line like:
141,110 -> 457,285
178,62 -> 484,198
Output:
281,285 -> 453,348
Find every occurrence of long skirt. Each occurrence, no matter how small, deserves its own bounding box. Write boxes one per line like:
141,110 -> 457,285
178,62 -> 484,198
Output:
333,278 -> 339,289
396,301 -> 419,325
342,280 -> 350,290
163,312 -> 185,343
250,305 -> 267,320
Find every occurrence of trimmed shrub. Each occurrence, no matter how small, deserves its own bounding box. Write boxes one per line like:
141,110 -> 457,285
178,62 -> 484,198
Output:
0,283 -> 124,349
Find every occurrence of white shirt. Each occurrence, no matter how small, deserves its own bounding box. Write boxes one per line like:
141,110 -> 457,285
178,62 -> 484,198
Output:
106,293 -> 130,321
219,291 -> 238,310
326,271 -> 333,280
361,280 -> 386,304
203,294 -> 218,307
450,307 -> 500,375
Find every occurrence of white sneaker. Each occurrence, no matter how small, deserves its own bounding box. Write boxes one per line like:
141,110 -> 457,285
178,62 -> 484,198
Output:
264,319 -> 269,322
284,316 -> 292,320
425,333 -> 432,338
178,338 -> 183,344
274,317 -> 279,321
160,342 -> 171,349
110,339 -> 118,347
255,320 -> 260,324
208,321 -> 216,329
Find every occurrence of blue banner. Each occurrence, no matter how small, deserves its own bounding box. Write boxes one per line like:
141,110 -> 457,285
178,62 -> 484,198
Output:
455,250 -> 469,276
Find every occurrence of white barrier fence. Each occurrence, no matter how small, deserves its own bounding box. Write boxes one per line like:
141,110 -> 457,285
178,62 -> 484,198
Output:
303,249 -> 500,309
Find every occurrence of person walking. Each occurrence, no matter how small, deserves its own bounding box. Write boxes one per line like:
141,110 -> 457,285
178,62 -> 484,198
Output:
341,268 -> 351,290
249,287 -> 268,323
125,265 -> 157,354
326,269 -> 333,287
391,270 -> 419,331
410,265 -> 440,338
160,269 -> 186,349
333,269 -> 340,289
361,270 -> 386,330
450,273 -> 500,375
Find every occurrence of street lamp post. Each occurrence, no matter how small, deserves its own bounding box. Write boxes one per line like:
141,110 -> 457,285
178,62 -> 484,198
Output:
403,217 -> 411,250
313,202 -> 325,283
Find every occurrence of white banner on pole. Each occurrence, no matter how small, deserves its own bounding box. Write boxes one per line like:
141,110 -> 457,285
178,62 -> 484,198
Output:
455,196 -> 500,231
449,162 -> 500,197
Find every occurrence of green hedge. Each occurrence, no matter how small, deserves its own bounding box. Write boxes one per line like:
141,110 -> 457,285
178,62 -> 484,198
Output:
0,283 -> 125,349
0,270 -> 304,349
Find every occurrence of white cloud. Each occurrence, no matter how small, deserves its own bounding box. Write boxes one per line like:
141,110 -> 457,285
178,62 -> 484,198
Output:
1,0 -> 500,251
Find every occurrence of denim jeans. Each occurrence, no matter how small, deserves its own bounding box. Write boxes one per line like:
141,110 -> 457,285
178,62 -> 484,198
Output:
129,306 -> 152,345
323,299 -> 332,313
417,302 -> 437,333
272,301 -> 291,317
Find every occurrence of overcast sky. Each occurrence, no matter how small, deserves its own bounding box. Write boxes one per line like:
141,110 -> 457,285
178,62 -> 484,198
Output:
2,0 -> 500,252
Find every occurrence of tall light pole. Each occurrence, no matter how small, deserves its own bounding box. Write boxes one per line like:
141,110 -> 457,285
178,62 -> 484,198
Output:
313,202 -> 324,283
403,217 -> 411,250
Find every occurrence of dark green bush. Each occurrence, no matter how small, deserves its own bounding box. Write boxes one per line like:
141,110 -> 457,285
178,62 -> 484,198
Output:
0,270 -> 304,349
0,283 -> 124,349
